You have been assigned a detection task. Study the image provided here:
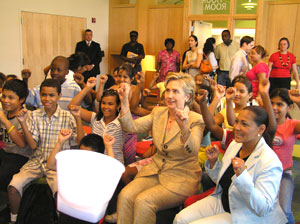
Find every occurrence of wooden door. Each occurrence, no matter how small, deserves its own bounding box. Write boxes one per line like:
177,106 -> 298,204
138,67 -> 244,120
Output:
21,11 -> 86,88
264,4 -> 298,58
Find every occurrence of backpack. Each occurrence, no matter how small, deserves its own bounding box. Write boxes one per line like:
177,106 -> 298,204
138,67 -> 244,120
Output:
16,183 -> 57,224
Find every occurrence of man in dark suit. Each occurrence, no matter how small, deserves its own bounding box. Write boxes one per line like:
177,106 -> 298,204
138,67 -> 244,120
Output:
75,29 -> 102,82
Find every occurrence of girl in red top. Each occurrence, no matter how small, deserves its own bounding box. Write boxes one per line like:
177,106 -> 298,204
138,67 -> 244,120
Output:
270,88 -> 300,224
246,45 -> 269,99
268,37 -> 299,91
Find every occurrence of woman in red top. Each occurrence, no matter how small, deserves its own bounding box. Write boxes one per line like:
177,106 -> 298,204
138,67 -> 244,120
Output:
246,45 -> 269,99
268,37 -> 299,92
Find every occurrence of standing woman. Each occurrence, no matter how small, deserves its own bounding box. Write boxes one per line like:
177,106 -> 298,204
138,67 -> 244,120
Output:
203,37 -> 218,77
117,73 -> 204,224
183,35 -> 203,77
157,38 -> 181,81
268,37 -> 299,92
246,45 -> 269,99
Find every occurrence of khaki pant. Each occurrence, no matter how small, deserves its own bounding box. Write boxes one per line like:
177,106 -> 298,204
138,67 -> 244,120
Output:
9,167 -> 57,196
117,175 -> 186,224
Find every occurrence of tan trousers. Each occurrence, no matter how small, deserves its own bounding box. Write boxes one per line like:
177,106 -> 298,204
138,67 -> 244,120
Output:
9,167 -> 57,196
117,175 -> 186,224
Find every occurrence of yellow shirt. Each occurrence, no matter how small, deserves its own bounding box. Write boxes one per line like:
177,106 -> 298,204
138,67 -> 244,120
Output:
215,42 -> 239,71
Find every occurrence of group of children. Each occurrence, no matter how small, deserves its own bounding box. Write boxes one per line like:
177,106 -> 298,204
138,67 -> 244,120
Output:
0,48 -> 299,224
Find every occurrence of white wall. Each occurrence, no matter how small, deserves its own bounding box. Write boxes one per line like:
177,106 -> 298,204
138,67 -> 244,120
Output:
0,0 -> 109,77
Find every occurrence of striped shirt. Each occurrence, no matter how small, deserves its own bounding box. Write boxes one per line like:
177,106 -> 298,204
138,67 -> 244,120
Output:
25,79 -> 87,110
21,106 -> 77,171
90,113 -> 125,164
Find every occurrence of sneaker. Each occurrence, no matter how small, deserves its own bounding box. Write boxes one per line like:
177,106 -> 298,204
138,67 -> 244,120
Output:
104,212 -> 117,223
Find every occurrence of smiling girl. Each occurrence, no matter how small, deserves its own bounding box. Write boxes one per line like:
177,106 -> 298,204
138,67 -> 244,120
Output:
214,75 -> 253,130
68,77 -> 125,164
270,88 -> 300,224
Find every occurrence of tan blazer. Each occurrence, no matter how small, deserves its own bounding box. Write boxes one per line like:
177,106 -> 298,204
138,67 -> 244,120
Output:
119,106 -> 204,197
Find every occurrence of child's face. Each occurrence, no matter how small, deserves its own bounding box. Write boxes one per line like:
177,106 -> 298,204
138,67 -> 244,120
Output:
40,87 -> 61,111
1,90 -> 24,113
271,96 -> 291,121
116,69 -> 131,85
50,60 -> 68,83
101,95 -> 119,120
233,82 -> 251,106
195,75 -> 205,85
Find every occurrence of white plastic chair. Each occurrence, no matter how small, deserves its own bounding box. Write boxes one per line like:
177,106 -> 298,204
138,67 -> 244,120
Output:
56,150 -> 125,223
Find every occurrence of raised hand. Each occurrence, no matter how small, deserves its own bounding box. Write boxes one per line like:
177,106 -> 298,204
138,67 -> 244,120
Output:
21,69 -> 31,80
117,83 -> 131,103
174,108 -> 189,131
215,85 -> 226,99
99,74 -> 108,85
103,133 -> 115,147
195,89 -> 208,104
289,89 -> 300,104
86,77 -> 97,89
143,88 -> 151,97
73,73 -> 85,86
58,129 -> 73,143
69,105 -> 81,118
16,109 -> 28,124
226,87 -> 236,101
232,157 -> 245,177
209,79 -> 217,93
258,79 -> 270,94
206,145 -> 219,167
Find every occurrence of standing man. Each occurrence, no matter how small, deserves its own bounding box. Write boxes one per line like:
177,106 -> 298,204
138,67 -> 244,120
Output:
75,29 -> 102,82
229,36 -> 254,82
215,30 -> 239,87
120,31 -> 145,75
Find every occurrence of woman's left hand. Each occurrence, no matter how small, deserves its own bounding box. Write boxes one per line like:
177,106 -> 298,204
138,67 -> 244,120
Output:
174,108 -> 189,132
232,157 -> 245,177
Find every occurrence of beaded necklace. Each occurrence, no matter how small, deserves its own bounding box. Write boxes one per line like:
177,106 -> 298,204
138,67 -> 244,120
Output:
279,52 -> 290,67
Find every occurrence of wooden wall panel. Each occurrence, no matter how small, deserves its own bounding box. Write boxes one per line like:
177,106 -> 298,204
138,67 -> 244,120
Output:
147,7 -> 184,57
293,5 -> 300,60
264,4 -> 298,58
109,7 -> 136,53
147,8 -> 169,55
167,7 -> 184,55
22,12 -> 86,88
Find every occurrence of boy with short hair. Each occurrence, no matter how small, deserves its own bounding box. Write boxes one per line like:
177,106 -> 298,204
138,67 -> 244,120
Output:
25,56 -> 92,110
8,79 -> 78,223
0,79 -> 30,198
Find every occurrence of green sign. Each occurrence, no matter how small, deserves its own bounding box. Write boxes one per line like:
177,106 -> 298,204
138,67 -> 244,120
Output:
203,0 -> 230,14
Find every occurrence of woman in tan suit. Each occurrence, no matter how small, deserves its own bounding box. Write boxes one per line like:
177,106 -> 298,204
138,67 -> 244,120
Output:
117,73 -> 204,224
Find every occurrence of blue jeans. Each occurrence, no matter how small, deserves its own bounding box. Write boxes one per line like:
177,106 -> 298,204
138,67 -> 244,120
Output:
279,171 -> 295,224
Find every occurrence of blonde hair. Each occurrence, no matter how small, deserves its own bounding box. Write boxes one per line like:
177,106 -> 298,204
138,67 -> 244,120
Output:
165,72 -> 195,107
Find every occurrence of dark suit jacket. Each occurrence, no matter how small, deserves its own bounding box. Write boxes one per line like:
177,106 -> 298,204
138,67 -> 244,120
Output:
75,40 -> 102,80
